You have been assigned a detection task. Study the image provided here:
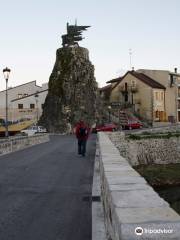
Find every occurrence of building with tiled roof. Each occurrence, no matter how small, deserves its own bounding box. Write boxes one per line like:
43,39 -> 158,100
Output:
106,69 -> 180,124
0,81 -> 48,123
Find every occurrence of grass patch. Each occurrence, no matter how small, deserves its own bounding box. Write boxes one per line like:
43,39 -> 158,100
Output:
128,132 -> 180,140
134,164 -> 180,186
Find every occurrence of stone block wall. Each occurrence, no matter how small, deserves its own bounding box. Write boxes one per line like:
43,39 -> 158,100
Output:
0,134 -> 49,155
109,132 -> 180,166
98,132 -> 180,239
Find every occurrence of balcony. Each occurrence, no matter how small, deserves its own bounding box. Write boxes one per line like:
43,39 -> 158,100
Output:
119,85 -> 138,93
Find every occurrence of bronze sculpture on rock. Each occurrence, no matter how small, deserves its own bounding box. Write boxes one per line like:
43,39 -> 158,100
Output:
62,22 -> 90,47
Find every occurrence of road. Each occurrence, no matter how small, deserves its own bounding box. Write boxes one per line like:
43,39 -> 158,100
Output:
0,134 -> 96,240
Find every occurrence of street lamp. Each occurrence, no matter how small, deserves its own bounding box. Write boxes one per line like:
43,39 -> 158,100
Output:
3,67 -> 11,137
34,92 -> 39,125
108,105 -> 111,122
130,84 -> 137,112
131,86 -> 134,105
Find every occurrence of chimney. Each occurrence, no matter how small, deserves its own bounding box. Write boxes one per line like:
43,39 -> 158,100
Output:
174,67 -> 177,73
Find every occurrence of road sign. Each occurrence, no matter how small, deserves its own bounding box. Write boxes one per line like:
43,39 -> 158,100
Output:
110,102 -> 122,108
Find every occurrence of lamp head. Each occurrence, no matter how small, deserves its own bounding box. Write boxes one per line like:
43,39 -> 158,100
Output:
3,67 -> 11,81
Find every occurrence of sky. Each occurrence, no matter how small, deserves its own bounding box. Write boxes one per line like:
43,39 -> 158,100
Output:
0,0 -> 180,90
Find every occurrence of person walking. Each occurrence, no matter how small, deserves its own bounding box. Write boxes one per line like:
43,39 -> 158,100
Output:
75,120 -> 89,157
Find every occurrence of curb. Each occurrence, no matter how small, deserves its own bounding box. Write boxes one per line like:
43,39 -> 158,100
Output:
92,144 -> 107,240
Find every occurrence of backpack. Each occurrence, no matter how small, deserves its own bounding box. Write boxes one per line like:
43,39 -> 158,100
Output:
79,127 -> 88,137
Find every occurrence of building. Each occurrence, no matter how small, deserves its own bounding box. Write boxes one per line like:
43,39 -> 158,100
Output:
106,69 -> 180,124
137,69 -> 180,123
99,84 -> 112,105
0,81 -> 48,123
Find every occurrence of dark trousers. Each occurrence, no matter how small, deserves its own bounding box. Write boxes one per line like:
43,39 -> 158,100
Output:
78,139 -> 87,156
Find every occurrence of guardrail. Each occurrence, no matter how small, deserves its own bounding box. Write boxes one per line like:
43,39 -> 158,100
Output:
98,132 -> 180,239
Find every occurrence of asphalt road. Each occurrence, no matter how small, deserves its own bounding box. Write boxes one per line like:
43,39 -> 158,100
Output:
0,134 -> 96,240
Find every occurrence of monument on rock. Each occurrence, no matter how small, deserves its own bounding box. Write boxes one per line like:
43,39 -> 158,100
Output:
39,22 -> 98,132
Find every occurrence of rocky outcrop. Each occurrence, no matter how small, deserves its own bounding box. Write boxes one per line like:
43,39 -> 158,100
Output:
40,46 -> 98,132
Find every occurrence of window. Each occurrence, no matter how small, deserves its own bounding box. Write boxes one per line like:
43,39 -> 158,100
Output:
125,82 -> 128,91
155,91 -> 163,101
18,104 -> 23,109
30,104 -> 35,109
155,92 -> 158,100
161,92 -> 164,101
125,92 -> 128,102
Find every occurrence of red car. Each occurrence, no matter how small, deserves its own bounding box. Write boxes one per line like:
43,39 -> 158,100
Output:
123,120 -> 143,130
94,123 -> 118,132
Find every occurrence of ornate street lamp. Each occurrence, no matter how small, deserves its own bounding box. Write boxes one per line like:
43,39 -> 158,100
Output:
3,67 -> 11,137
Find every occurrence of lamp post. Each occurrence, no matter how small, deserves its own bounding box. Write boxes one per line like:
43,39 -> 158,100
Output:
131,85 -> 136,112
131,86 -> 134,105
108,105 -> 111,123
3,67 -> 11,137
34,92 -> 39,126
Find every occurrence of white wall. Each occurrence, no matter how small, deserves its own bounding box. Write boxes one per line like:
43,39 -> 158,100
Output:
0,81 -> 48,122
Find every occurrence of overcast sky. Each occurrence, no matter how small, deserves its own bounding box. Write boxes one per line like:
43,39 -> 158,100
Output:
0,0 -> 180,90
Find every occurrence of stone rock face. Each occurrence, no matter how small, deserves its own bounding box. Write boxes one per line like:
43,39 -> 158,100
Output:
40,46 -> 98,132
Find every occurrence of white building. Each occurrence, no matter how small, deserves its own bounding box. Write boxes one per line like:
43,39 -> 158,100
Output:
0,81 -> 48,123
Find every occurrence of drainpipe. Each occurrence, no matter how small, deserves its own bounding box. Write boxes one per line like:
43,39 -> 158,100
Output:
152,89 -> 154,126
164,89 -> 166,122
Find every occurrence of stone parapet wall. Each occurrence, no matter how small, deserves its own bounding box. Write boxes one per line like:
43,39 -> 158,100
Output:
152,123 -> 180,128
98,132 -> 180,239
0,134 -> 49,155
92,146 -> 107,240
133,124 -> 180,134
109,132 -> 180,166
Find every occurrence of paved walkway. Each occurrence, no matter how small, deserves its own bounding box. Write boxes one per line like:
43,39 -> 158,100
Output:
0,134 -> 96,240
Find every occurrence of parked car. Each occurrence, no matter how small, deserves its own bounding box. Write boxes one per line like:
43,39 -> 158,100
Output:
21,125 -> 47,136
93,123 -> 118,133
122,120 -> 143,130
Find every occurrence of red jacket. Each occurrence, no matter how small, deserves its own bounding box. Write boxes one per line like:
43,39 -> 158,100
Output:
75,121 -> 89,140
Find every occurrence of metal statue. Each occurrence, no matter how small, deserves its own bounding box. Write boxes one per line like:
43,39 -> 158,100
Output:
62,22 -> 90,47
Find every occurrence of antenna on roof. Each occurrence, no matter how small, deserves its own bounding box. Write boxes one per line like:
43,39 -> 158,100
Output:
129,48 -> 132,70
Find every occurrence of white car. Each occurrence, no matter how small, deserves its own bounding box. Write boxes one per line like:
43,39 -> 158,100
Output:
21,126 -> 47,136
